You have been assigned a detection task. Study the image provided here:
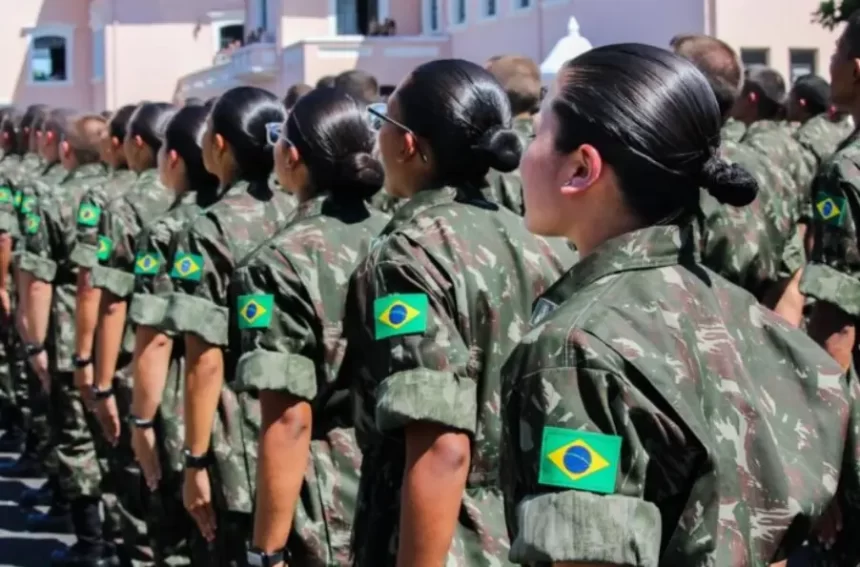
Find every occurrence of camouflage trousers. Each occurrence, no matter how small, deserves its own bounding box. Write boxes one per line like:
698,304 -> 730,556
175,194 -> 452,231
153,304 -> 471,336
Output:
27,362 -> 57,475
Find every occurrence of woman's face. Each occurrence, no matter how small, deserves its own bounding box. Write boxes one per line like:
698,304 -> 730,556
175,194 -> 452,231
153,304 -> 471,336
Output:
157,144 -> 186,192
376,92 -> 413,198
273,138 -> 305,195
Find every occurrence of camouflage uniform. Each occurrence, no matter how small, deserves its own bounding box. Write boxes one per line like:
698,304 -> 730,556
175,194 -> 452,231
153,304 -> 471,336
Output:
90,167 -> 173,567
500,221 -> 860,566
341,186 -> 576,567
482,116 -> 533,216
0,154 -> 22,413
794,114 -> 855,224
369,190 -> 403,214
160,180 -> 294,564
16,163 -> 108,501
231,195 -> 388,565
720,117 -> 746,143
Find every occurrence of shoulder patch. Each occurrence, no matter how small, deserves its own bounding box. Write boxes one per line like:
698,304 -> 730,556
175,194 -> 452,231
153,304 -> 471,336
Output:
97,236 -> 113,261
236,294 -> 274,329
77,203 -> 101,227
20,196 -> 36,214
24,214 -> 40,234
530,297 -> 559,327
0,187 -> 12,203
13,191 -> 21,209
373,293 -> 428,340
170,253 -> 204,282
538,427 -> 621,494
134,252 -> 161,275
815,193 -> 847,227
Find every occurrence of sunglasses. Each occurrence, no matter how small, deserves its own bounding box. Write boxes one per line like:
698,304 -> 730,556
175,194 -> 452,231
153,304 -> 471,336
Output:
265,122 -> 284,147
366,103 -> 427,162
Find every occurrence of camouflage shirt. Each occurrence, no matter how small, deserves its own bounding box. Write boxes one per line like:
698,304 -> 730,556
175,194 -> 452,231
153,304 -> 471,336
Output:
500,222 -> 858,566
0,154 -> 23,234
161,179 -> 294,514
341,186 -> 576,567
16,163 -> 109,372
68,167 -> 138,269
720,117 -> 746,143
482,116 -> 534,216
795,114 -> 855,223
232,195 -> 388,565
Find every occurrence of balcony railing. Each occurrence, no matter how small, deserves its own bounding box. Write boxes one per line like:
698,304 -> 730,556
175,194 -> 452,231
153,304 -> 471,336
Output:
229,42 -> 279,81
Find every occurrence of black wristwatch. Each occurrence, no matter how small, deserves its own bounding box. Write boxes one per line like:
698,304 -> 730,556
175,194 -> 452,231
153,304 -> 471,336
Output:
25,343 -> 45,357
246,548 -> 287,567
128,415 -> 155,429
91,384 -> 114,400
182,448 -> 211,469
72,354 -> 93,369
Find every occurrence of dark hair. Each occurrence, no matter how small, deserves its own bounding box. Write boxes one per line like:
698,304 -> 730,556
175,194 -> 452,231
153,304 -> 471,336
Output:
163,106 -> 219,197
553,43 -> 757,222
284,83 -> 313,110
109,104 -> 137,142
334,70 -> 379,105
210,86 -> 285,182
43,108 -> 78,140
395,58 -> 522,189
791,74 -> 830,116
286,87 -> 383,201
100,110 -> 113,120
20,104 -> 49,148
673,35 -> 743,118
203,97 -> 217,111
1,109 -> 22,154
127,102 -> 175,152
183,97 -> 204,107
743,66 -> 786,120
316,75 -> 336,89
486,55 -> 542,116
844,11 -> 860,57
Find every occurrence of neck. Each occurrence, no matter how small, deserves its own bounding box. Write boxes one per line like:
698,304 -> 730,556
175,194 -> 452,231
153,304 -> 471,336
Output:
569,208 -> 642,258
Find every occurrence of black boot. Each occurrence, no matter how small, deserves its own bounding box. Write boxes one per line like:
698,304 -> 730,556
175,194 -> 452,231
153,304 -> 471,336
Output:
19,480 -> 54,507
50,497 -> 119,566
0,453 -> 45,478
26,502 -> 73,533
0,426 -> 25,452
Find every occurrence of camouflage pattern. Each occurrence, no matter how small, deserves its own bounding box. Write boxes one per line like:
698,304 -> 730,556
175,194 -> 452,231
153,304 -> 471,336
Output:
794,114 -> 855,223
69,167 -> 138,269
340,186 -> 576,567
232,195 -> 388,565
0,153 -> 23,234
369,190 -> 404,214
499,222 -> 860,566
161,179 -> 294,515
720,117 -> 746,143
482,116 -> 534,216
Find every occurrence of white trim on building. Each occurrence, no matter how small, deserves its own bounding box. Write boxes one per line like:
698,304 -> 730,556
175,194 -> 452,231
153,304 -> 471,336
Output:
25,23 -> 75,87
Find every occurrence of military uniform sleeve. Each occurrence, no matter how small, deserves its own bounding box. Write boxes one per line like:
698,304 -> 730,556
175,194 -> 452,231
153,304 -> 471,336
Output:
91,202 -> 136,298
799,156 -> 860,316
0,184 -> 19,236
232,250 -> 317,398
501,329 -> 663,566
128,229 -> 173,329
17,204 -> 59,283
161,222 -> 230,346
346,238 -> 476,435
68,192 -> 104,269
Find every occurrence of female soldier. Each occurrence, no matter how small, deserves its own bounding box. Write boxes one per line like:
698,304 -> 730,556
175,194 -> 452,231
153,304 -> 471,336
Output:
342,59 -> 576,567
125,105 -> 219,565
233,88 -> 388,566
500,43 -> 860,566
158,86 -> 294,565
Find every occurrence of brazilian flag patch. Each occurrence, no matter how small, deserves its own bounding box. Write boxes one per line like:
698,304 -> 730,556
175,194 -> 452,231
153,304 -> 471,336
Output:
13,191 -> 21,209
24,214 -> 40,234
170,253 -> 203,281
816,193 -> 847,227
373,293 -> 428,340
236,294 -> 274,329
77,203 -> 101,227
0,186 -> 12,203
97,236 -> 113,261
20,196 -> 36,214
538,427 -> 621,494
134,252 -> 161,275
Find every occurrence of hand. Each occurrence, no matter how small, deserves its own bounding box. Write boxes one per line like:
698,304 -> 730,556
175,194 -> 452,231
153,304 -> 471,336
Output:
29,351 -> 50,393
183,467 -> 216,542
131,426 -> 162,491
74,365 -> 95,410
0,289 -> 11,318
95,395 -> 121,446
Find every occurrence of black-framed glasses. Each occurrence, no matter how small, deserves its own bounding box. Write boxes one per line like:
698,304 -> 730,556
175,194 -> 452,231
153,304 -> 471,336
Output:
366,102 -> 427,162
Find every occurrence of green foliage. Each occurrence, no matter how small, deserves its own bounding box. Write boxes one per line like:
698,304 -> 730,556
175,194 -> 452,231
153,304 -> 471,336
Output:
816,0 -> 860,29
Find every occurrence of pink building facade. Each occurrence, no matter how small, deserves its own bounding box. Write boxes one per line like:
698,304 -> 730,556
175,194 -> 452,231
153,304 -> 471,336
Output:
1,0 -> 843,110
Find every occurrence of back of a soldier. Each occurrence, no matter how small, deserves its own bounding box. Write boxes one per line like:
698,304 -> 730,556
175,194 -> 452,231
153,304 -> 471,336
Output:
743,119 -> 818,203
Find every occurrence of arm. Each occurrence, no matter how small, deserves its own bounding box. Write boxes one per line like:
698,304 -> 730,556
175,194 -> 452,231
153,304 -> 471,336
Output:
73,199 -> 108,370
0,232 -> 12,317
131,325 -> 172,420
94,290 -> 127,390
183,334 -> 223,458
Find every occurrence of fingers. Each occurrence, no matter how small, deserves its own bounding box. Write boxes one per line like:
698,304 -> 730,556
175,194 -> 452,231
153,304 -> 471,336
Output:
189,501 -> 217,542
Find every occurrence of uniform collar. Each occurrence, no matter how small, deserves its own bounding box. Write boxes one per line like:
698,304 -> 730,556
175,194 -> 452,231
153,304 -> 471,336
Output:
383,186 -> 459,233
64,162 -> 104,181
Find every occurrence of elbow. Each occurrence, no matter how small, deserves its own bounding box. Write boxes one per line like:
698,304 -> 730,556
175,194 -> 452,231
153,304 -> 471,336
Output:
408,425 -> 471,476
261,392 -> 311,441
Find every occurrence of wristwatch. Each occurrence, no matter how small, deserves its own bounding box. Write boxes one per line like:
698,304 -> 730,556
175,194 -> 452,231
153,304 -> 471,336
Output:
91,384 -> 114,400
72,354 -> 93,369
25,343 -> 45,357
182,448 -> 211,469
128,415 -> 155,429
246,548 -> 287,567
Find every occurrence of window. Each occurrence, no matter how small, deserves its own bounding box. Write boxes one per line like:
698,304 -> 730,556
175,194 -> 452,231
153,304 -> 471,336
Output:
336,0 -> 360,35
740,48 -> 769,68
450,0 -> 467,26
512,0 -> 532,10
219,24 -> 244,49
92,27 -> 105,81
482,0 -> 498,19
30,31 -> 72,84
790,49 -> 817,84
423,0 -> 441,33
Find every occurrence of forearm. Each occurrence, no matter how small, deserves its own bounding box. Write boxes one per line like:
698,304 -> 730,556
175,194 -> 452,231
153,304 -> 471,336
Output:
23,273 -> 52,344
0,233 -> 11,289
807,301 -> 856,372
95,291 -> 127,389
184,335 -> 224,455
253,392 -> 311,552
131,325 -> 173,420
397,425 -> 471,567
75,269 -> 102,358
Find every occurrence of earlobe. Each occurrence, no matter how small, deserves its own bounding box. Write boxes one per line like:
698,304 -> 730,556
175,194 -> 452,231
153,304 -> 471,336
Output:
560,144 -> 602,195
134,135 -> 144,147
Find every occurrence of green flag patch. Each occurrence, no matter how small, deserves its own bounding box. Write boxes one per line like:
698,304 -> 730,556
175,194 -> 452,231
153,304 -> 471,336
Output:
237,294 -> 274,329
24,214 -> 40,234
77,203 -> 101,226
815,193 -> 847,227
13,191 -> 21,209
97,236 -> 113,261
0,187 -> 12,203
538,427 -> 621,495
170,253 -> 203,281
134,252 -> 161,275
373,293 -> 428,340
20,196 -> 36,214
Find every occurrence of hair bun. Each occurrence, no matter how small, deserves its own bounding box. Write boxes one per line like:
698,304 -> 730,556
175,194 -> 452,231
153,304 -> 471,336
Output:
333,152 -> 385,200
471,126 -> 523,173
699,156 -> 758,207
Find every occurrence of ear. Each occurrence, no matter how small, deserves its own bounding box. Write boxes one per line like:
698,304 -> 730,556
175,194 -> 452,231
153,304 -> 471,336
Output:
45,131 -> 54,142
61,141 -> 71,158
559,144 -> 602,197
134,134 -> 145,148
285,145 -> 301,169
748,91 -> 758,103
400,132 -> 419,162
168,149 -> 180,167
214,133 -> 226,153
111,136 -> 121,148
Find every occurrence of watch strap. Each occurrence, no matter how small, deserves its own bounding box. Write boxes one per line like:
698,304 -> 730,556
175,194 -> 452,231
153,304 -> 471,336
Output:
182,449 -> 210,469
246,548 -> 286,567
73,355 -> 93,368
92,385 -> 114,400
25,343 -> 45,357
129,415 -> 155,429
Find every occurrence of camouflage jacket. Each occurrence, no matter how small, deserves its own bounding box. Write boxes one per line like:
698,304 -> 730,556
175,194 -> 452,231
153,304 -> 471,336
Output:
14,162 -> 68,246
0,153 -> 43,235
720,117 -> 746,143
482,116 -> 534,216
161,179 -> 294,514
369,190 -> 403,214
16,163 -> 109,372
800,128 -> 860,317
68,167 -> 138,269
231,195 -> 388,565
90,168 -> 170,301
500,222 -> 858,567
340,186 -> 577,567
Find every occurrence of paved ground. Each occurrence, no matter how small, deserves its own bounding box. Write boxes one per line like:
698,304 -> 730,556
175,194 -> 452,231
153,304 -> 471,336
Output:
0,451 -> 74,567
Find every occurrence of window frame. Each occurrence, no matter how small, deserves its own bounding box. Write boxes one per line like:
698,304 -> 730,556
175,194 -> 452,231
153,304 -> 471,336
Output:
789,48 -> 818,84
91,26 -> 106,83
511,0 -> 534,14
422,0 -> 443,34
480,0 -> 499,21
739,47 -> 770,68
27,24 -> 75,87
449,0 -> 468,29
